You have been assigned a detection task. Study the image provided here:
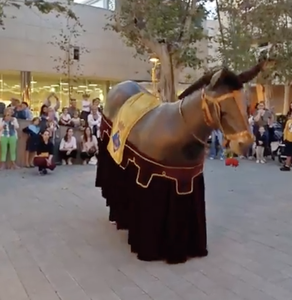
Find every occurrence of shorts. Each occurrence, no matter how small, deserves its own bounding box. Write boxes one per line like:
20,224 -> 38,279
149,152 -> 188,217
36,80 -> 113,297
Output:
284,141 -> 292,156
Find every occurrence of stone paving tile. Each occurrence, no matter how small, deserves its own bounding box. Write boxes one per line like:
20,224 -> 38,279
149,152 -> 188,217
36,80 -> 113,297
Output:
0,161 -> 292,300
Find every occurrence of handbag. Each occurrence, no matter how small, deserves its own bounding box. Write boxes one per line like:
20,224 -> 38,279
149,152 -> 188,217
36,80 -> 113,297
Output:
88,146 -> 96,154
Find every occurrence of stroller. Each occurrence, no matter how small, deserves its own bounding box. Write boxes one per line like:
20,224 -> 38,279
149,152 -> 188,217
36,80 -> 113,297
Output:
269,121 -> 285,163
274,140 -> 286,164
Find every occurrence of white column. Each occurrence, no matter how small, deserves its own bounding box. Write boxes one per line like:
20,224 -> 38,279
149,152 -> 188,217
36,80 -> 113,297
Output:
20,71 -> 31,101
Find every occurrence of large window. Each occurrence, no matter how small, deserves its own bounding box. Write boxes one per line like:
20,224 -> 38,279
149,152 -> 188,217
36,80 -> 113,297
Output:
30,73 -> 108,113
0,71 -> 21,107
0,71 -> 112,115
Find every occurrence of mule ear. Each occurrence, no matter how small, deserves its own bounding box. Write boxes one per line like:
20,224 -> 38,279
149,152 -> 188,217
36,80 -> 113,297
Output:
209,69 -> 223,88
238,62 -> 263,84
178,72 -> 213,99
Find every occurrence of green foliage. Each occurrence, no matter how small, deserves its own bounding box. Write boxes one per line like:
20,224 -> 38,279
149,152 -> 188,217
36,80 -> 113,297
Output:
212,0 -> 257,73
0,0 -> 77,28
215,0 -> 292,83
106,0 -> 210,69
247,0 -> 292,83
49,19 -> 89,85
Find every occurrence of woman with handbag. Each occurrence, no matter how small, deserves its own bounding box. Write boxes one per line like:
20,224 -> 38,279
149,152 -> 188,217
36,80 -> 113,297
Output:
80,127 -> 98,165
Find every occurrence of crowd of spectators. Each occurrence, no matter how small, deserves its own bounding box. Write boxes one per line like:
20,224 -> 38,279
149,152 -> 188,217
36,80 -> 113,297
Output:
209,101 -> 292,171
2,94 -> 292,173
0,94 -> 102,174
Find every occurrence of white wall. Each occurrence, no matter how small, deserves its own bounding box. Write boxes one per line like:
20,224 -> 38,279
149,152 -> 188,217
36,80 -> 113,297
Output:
0,4 -> 151,81
0,3 -> 213,84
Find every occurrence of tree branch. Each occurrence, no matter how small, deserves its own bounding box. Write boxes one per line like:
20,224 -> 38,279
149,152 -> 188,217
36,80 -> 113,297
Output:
176,0 -> 192,42
113,0 -> 161,55
177,0 -> 198,44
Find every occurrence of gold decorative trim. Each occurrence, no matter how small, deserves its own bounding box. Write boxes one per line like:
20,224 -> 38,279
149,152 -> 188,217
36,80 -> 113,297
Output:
202,90 -> 238,103
101,117 -> 204,195
225,130 -> 253,141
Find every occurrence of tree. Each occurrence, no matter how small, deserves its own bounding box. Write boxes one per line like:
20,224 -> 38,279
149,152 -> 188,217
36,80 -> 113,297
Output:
212,0 -> 257,72
106,0 -> 210,102
215,0 -> 292,111
49,18 -> 89,99
211,0 -> 259,108
0,0 -> 78,28
246,0 -> 292,113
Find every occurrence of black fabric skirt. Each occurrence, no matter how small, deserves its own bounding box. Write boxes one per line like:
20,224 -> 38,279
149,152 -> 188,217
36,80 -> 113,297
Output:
96,121 -> 208,264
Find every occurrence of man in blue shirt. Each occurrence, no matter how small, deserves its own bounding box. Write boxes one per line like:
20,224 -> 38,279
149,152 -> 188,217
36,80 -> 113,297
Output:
13,102 -> 33,120
21,102 -> 33,120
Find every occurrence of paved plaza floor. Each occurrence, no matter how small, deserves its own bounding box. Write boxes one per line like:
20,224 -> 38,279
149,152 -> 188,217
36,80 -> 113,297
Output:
0,160 -> 292,300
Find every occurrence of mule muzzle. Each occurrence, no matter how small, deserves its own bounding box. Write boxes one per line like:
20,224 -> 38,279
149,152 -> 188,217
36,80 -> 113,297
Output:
226,131 -> 254,156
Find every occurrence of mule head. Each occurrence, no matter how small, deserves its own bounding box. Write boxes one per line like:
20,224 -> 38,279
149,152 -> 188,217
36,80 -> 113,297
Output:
178,61 -> 267,155
203,64 -> 263,155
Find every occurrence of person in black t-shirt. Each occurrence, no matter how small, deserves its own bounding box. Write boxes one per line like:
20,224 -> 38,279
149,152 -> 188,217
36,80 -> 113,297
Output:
34,130 -> 56,175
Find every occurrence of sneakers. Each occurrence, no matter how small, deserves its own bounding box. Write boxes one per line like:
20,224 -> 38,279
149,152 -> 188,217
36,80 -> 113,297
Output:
256,160 -> 265,164
209,157 -> 224,160
39,169 -> 48,175
280,165 -> 291,171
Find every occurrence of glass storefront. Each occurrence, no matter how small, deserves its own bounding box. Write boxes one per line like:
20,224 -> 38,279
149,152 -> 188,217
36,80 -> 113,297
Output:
0,71 -> 21,107
30,73 -> 109,113
0,70 -> 118,115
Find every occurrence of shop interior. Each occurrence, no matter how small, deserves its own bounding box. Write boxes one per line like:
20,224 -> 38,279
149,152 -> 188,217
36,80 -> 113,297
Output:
0,71 -> 118,114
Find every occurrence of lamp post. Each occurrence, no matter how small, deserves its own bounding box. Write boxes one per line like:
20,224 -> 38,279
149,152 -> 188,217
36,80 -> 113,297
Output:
149,56 -> 160,97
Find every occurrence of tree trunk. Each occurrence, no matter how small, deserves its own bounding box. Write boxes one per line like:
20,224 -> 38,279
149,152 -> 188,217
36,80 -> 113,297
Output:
158,46 -> 178,102
215,0 -> 226,64
283,82 -> 290,114
263,84 -> 272,109
243,83 -> 251,104
67,50 -> 72,101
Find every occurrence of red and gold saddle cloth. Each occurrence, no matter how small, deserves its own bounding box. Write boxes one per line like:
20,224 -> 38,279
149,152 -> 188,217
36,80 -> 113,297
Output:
101,113 -> 203,195
107,92 -> 160,164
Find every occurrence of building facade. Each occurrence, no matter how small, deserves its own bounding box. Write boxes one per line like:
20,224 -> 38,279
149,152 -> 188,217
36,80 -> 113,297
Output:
0,1 -> 212,112
0,1 -> 152,111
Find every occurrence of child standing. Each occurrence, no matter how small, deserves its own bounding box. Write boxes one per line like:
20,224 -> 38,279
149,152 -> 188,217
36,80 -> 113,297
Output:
255,126 -> 267,164
280,113 -> 292,171
71,111 -> 81,128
